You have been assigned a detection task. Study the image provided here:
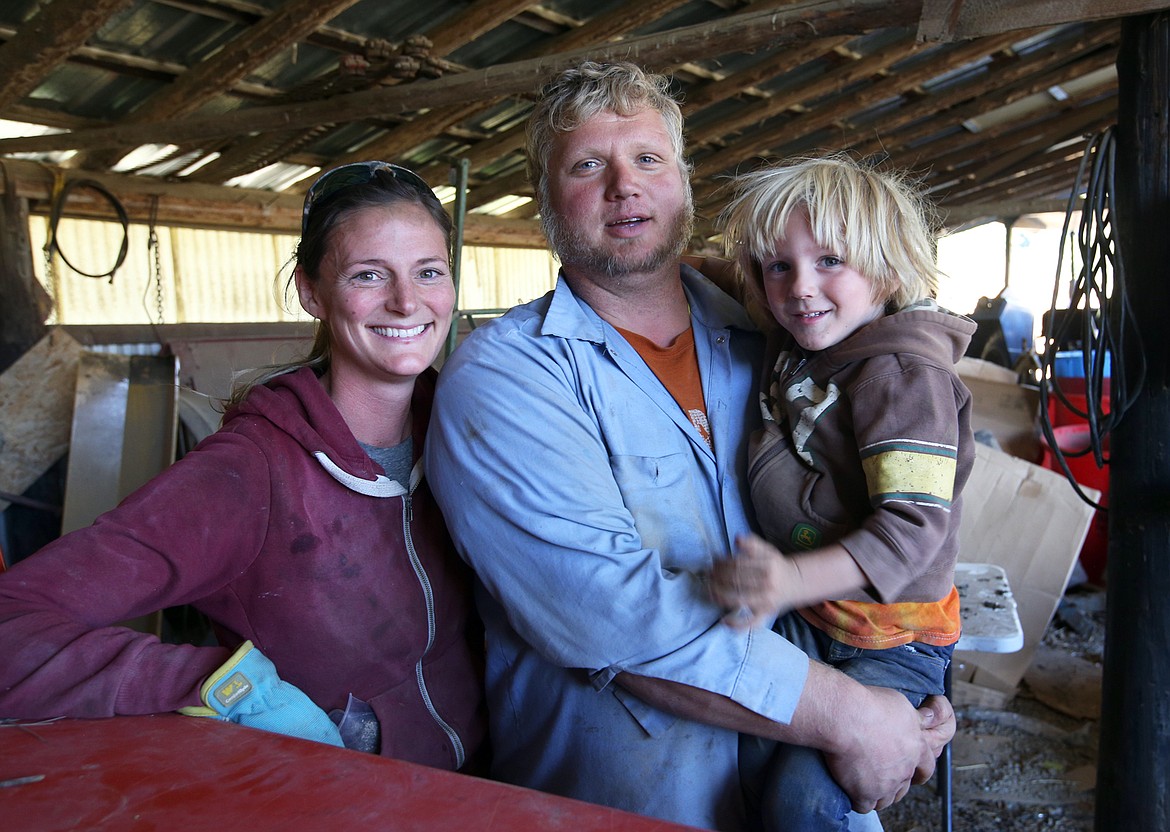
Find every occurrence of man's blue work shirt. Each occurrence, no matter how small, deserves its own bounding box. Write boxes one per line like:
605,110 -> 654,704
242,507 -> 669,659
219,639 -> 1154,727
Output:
425,266 -> 812,831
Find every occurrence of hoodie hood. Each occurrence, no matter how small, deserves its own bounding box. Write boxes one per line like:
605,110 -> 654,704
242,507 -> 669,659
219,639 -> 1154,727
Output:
224,366 -> 437,496
819,299 -> 976,370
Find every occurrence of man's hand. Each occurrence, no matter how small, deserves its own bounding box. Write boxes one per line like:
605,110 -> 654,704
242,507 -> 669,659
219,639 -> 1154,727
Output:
822,686 -> 956,813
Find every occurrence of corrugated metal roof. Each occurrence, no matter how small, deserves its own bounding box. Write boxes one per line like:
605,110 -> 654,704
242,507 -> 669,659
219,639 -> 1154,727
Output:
0,0 -> 1148,237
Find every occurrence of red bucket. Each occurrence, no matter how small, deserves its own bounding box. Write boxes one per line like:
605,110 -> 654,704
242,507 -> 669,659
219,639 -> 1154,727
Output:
1040,423 -> 1109,584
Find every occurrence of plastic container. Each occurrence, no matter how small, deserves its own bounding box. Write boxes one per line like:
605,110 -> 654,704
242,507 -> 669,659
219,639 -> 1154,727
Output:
1039,424 -> 1109,584
1053,349 -> 1111,379
1047,386 -> 1110,428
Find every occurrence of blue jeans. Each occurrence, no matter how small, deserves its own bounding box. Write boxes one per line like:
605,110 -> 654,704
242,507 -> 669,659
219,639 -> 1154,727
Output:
740,612 -> 953,832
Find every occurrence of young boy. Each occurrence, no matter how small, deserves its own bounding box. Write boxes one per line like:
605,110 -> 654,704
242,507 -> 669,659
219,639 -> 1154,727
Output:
709,154 -> 977,830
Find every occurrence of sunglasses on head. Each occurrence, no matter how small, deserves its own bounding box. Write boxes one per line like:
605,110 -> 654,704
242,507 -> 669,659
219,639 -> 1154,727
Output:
301,161 -> 432,237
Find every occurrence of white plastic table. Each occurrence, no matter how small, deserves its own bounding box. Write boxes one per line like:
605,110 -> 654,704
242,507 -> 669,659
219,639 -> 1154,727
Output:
939,562 -> 1025,830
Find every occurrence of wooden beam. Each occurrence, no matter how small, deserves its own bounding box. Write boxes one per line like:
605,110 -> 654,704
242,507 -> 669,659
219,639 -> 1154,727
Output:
333,0 -> 693,170
0,159 -> 544,247
151,0 -> 370,53
132,0 -> 364,121
308,0 -> 537,166
465,168 -> 532,210
928,97 -> 1116,184
425,0 -> 538,57
76,0 -> 367,171
687,33 -> 925,150
417,127 -> 528,184
919,0 -> 1170,41
0,0 -> 138,112
938,197 -> 1077,226
0,187 -> 48,370
0,24 -> 283,101
1098,13 -> 1170,828
850,31 -> 1118,161
519,0 -> 693,57
934,148 -> 1086,205
690,30 -> 1022,181
680,36 -> 853,115
0,0 -> 925,156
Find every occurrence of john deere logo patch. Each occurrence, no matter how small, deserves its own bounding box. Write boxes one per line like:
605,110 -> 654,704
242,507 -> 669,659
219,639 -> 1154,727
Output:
791,523 -> 821,550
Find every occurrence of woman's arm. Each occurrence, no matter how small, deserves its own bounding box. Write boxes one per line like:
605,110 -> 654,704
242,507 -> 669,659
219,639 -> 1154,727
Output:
0,432 -> 270,718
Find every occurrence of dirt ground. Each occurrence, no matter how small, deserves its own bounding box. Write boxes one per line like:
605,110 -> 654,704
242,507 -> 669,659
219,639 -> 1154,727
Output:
878,584 -> 1105,832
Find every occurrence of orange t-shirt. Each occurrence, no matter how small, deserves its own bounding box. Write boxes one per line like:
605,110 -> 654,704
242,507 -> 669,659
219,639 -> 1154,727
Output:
615,325 -> 711,450
799,588 -> 962,649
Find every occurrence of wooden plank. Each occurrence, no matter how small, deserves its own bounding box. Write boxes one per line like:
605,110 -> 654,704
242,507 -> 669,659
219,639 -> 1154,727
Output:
932,99 -> 1115,184
125,0 -> 366,123
75,0 -> 367,171
465,167 -> 532,211
0,330 -> 83,513
199,0 -> 538,178
0,0 -> 137,111
938,197 -> 1076,226
0,0 -> 925,156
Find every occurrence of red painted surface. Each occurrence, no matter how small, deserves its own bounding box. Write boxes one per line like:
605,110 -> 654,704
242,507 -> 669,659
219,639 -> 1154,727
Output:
0,714 -> 699,831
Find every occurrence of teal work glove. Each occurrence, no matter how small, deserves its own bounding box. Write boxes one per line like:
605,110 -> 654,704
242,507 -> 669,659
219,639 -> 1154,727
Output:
179,641 -> 345,748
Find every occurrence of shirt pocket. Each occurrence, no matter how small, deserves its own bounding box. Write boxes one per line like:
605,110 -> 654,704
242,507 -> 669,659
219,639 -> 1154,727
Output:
609,452 -> 712,567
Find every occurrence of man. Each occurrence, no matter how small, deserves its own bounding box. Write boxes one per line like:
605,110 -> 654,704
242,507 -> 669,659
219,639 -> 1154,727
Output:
424,61 -> 954,831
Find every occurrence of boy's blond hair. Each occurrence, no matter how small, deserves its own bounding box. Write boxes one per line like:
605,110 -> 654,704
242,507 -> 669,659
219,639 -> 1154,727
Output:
719,153 -> 939,313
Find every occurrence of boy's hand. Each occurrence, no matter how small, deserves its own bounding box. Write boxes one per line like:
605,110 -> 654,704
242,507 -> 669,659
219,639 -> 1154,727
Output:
709,533 -> 800,628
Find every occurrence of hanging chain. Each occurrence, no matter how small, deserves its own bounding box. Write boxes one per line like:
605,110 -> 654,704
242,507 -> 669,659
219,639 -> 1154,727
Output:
43,170 -> 64,291
147,195 -> 164,325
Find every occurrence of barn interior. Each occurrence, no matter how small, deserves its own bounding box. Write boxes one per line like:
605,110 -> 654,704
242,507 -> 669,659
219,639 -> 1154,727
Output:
1,2 -> 1167,830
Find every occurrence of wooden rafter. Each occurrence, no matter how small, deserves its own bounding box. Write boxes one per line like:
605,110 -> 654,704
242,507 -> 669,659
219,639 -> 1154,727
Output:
849,27 -> 1119,161
691,30 -> 1024,184
330,0 -> 695,174
0,0 -> 138,111
76,0 -> 368,170
0,158 -> 544,247
0,0 -> 924,156
687,33 -> 926,151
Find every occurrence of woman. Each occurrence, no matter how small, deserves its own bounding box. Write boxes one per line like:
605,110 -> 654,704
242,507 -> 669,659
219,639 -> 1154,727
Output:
0,162 -> 486,772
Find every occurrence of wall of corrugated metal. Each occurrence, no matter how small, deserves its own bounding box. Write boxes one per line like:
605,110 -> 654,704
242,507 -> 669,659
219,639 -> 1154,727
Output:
30,217 -> 558,326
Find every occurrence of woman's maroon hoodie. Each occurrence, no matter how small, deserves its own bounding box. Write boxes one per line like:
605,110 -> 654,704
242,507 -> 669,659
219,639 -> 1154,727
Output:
0,366 -> 485,771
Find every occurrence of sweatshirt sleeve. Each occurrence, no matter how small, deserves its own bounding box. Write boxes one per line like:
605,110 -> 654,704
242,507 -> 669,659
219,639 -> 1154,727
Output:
837,360 -> 967,601
0,431 -> 272,719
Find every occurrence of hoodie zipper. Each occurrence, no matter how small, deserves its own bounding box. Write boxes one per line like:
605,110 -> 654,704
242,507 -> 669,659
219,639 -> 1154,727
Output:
402,491 -> 466,769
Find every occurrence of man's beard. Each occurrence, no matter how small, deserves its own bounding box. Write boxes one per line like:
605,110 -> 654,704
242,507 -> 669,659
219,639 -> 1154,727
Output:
542,197 -> 695,279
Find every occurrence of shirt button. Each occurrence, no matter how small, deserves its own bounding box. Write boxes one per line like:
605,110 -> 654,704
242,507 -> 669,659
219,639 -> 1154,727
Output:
716,335 -> 726,344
